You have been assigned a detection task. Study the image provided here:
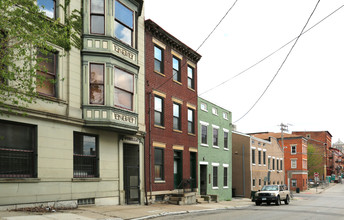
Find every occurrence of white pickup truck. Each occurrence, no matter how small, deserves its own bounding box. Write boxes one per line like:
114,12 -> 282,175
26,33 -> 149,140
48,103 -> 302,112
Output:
254,185 -> 291,206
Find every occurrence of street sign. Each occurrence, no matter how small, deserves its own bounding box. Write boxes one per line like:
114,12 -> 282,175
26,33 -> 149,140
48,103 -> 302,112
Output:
314,172 -> 319,178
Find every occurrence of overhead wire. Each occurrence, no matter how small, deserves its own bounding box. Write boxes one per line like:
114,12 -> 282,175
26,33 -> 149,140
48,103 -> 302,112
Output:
198,3 -> 344,97
152,0 -> 239,92
233,0 -> 321,124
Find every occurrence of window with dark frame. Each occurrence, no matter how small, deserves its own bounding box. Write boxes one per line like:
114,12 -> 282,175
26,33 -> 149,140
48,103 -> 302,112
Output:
253,178 -> 256,187
258,150 -> 261,165
213,166 -> 218,187
273,158 -> 275,170
154,148 -> 164,180
114,0 -> 134,46
201,125 -> 207,145
172,56 -> 181,82
0,120 -> 37,178
277,159 -> 279,170
263,151 -> 266,165
173,103 -> 181,130
90,63 -> 104,104
224,131 -> 228,149
280,160 -> 283,170
38,0 -> 56,19
154,96 -> 164,126
291,145 -> 296,154
252,149 -> 255,164
90,0 -> 105,34
114,68 -> 134,110
73,132 -> 98,178
37,50 -> 57,97
187,65 -> 194,89
224,167 -> 228,187
213,127 -> 218,146
187,108 -> 194,134
154,46 -> 163,73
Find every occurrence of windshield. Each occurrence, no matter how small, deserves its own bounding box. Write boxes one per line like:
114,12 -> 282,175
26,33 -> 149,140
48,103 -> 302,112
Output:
261,185 -> 278,191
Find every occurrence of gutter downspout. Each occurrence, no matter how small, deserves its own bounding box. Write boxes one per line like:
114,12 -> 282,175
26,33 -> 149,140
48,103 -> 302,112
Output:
148,92 -> 152,201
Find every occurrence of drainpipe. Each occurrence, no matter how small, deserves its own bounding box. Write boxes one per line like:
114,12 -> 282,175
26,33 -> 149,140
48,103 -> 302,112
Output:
148,92 -> 152,200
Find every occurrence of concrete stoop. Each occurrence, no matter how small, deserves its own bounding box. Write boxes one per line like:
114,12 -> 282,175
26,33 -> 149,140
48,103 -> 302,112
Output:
196,195 -> 218,204
168,192 -> 197,205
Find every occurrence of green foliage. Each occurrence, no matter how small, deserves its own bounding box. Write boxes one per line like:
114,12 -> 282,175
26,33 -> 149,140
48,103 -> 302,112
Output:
0,0 -> 81,114
307,144 -> 324,179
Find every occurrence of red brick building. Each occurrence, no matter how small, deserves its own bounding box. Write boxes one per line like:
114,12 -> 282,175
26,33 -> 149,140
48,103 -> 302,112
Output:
292,131 -> 332,179
144,20 -> 201,202
252,133 -> 308,192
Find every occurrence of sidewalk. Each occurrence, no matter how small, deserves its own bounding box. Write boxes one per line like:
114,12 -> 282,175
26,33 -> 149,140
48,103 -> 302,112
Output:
1,183 -> 335,220
0,198 -> 253,220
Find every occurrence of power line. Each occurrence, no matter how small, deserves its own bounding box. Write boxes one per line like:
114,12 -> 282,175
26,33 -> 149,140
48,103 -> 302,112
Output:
233,0 -> 321,124
199,3 -> 344,97
153,0 -> 239,92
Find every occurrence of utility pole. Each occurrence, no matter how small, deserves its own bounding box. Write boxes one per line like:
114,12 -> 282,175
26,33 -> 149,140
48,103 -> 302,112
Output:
280,123 -> 289,189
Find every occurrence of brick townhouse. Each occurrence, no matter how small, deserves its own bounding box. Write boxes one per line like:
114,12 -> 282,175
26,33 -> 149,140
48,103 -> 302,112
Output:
144,19 -> 201,203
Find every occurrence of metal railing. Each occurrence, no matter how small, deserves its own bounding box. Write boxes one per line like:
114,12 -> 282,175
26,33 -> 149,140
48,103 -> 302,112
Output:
73,154 -> 98,178
0,147 -> 34,178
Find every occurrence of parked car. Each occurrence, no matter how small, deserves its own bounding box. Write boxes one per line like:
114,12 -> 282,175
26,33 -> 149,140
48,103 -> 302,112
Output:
254,185 -> 290,206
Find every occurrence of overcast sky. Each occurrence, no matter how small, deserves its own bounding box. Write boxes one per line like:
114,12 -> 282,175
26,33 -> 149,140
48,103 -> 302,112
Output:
144,0 -> 344,144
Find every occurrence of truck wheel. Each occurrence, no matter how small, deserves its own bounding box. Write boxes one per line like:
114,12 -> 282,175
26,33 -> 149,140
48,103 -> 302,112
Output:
255,201 -> 261,206
284,195 -> 290,205
275,196 -> 281,206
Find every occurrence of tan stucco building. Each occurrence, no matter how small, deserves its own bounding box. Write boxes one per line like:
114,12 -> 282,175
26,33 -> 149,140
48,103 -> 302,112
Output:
232,131 -> 284,198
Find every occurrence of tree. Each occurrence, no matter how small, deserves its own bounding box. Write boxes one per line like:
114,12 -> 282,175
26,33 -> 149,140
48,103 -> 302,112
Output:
307,143 -> 324,180
0,0 -> 81,114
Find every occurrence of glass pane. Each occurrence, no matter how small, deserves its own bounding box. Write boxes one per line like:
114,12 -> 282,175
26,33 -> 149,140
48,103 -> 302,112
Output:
90,64 -> 104,83
91,15 -> 105,34
154,60 -> 161,73
91,0 -> 104,14
173,104 -> 179,117
115,21 -> 132,45
188,78 -> 193,88
154,148 -> 163,164
37,71 -> 55,96
115,68 -> 133,92
187,66 -> 193,78
154,97 -> 162,112
173,69 -> 179,81
0,122 -> 34,150
37,51 -> 56,74
90,85 -> 104,104
114,88 -> 132,109
173,57 -> 179,70
188,109 -> 193,122
154,46 -> 162,61
38,0 -> 55,19
188,121 -> 193,133
173,117 -> 179,130
83,135 -> 96,155
154,112 -> 162,125
115,0 -> 133,28
154,165 -> 162,179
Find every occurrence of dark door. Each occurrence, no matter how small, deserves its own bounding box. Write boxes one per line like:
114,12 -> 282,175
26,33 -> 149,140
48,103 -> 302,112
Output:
200,164 -> 207,195
123,144 -> 140,204
174,151 -> 182,189
190,152 -> 197,189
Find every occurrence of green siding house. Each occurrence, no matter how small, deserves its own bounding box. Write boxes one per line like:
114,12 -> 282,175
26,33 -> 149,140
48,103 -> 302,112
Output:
198,97 -> 232,201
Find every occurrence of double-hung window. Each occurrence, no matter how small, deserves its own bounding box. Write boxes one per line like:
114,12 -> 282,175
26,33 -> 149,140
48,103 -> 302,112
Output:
213,127 -> 218,147
213,166 -> 218,188
263,151 -> 266,165
280,160 -> 283,170
291,159 -> 297,169
201,124 -> 208,145
173,103 -> 181,130
223,166 -> 228,187
272,158 -> 275,170
224,131 -> 229,149
73,132 -> 99,178
154,96 -> 164,126
90,0 -> 105,34
252,149 -> 256,164
187,108 -> 194,134
291,145 -> 297,154
258,150 -> 261,165
0,120 -> 37,178
172,56 -> 181,82
37,50 -> 57,97
154,46 -> 163,73
89,63 -> 104,104
114,0 -> 134,46
154,148 -> 164,180
187,65 -> 194,89
276,159 -> 279,170
38,0 -> 56,19
114,68 -> 134,110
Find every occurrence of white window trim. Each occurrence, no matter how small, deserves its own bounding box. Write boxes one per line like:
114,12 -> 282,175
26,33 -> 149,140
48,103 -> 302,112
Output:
199,161 -> 208,165
212,107 -> 218,115
212,124 -> 219,129
223,163 -> 229,167
200,121 -> 209,126
291,145 -> 297,155
212,162 -> 220,166
212,163 -> 219,189
201,103 -> 208,112
223,128 -> 229,133
251,146 -> 256,150
223,112 -> 228,120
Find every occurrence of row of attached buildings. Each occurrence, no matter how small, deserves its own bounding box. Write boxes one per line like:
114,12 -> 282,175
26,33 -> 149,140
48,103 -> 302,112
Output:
0,0 -> 342,208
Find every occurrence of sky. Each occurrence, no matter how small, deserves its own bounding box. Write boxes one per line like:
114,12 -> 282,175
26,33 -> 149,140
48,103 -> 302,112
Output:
144,0 -> 344,144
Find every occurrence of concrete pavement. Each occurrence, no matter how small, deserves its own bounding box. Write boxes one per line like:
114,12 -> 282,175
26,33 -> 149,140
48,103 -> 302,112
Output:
0,184 -> 335,220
